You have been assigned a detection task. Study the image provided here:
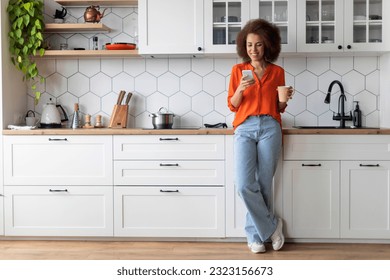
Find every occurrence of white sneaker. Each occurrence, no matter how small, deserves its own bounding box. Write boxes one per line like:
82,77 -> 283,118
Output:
271,218 -> 285,251
248,242 -> 266,253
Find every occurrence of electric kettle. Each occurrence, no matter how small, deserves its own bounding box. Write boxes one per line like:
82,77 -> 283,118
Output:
40,98 -> 68,128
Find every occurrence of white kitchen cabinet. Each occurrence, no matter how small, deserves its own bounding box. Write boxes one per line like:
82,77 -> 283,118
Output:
138,0 -> 204,55
3,135 -> 113,186
4,186 -> 113,236
283,134 -> 390,241
297,0 -> 389,52
250,0 -> 297,53
114,186 -> 225,237
204,0 -> 250,53
283,160 -> 340,238
204,0 -> 296,54
113,134 -> 226,237
341,161 -> 390,239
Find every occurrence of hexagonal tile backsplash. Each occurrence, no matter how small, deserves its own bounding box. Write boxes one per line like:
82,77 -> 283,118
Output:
35,2 -> 380,128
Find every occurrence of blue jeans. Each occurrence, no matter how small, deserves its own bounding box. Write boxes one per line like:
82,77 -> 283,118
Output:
234,115 -> 282,244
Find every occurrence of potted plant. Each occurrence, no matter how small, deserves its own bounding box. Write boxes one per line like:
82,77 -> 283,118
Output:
7,0 -> 45,104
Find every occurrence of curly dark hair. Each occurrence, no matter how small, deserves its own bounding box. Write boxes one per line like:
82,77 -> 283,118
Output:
236,19 -> 281,63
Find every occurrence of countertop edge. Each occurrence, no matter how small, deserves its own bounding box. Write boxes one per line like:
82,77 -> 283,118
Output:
2,128 -> 235,135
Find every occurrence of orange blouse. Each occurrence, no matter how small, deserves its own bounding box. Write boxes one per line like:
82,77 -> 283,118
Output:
227,62 -> 286,129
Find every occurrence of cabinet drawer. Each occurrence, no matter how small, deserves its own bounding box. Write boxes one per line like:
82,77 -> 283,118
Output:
114,161 -> 224,185
4,186 -> 113,236
284,135 -> 390,160
3,136 -> 113,185
114,135 -> 225,160
114,187 -> 225,237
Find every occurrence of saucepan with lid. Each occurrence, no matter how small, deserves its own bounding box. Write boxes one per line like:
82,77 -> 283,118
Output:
149,107 -> 175,129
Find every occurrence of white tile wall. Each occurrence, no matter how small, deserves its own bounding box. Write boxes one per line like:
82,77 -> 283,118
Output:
35,2 -> 380,128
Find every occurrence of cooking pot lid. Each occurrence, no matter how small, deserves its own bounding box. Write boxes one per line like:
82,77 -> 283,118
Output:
157,107 -> 174,115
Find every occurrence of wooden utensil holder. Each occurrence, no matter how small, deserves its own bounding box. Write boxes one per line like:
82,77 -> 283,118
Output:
109,104 -> 128,128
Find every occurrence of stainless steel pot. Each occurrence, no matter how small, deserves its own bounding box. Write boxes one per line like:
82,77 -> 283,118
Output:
149,107 -> 175,129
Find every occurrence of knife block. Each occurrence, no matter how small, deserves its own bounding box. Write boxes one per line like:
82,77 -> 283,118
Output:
109,105 -> 128,128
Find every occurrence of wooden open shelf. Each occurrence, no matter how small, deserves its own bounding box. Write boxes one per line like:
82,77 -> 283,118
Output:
44,23 -> 111,33
38,49 -> 140,58
55,0 -> 138,6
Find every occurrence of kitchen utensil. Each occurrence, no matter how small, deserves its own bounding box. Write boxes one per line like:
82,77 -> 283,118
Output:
71,103 -> 80,129
149,107 -> 175,129
109,90 -> 129,128
125,92 -> 133,105
40,99 -> 68,128
204,123 -> 227,128
84,5 -> 107,23
105,43 -> 136,50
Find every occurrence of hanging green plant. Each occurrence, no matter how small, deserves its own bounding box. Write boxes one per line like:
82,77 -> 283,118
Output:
7,0 -> 45,104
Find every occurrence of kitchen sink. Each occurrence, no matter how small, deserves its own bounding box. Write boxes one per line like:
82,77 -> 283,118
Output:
293,126 -> 379,129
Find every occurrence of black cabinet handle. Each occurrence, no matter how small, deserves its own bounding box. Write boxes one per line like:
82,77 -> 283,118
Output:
159,137 -> 179,141
49,138 -> 68,141
49,189 -> 68,192
338,45 -> 342,50
160,189 -> 179,193
359,164 -> 380,167
347,45 -> 352,49
160,163 -> 179,167
302,164 -> 322,167
197,47 -> 202,51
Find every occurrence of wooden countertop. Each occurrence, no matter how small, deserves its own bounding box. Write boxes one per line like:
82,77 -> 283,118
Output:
2,128 -> 234,135
4,127 -> 390,135
282,127 -> 390,135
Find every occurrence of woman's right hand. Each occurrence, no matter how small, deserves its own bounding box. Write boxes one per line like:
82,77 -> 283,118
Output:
238,76 -> 255,92
230,76 -> 255,108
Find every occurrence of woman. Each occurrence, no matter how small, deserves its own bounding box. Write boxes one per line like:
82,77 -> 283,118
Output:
227,19 -> 293,253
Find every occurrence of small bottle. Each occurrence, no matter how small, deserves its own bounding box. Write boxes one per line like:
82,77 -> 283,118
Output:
71,103 -> 80,129
93,36 -> 98,50
353,101 -> 362,128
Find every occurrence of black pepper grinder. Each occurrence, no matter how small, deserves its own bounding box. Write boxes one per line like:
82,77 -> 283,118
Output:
353,101 -> 362,128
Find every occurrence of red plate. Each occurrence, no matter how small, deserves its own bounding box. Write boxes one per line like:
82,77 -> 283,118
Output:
106,43 -> 136,50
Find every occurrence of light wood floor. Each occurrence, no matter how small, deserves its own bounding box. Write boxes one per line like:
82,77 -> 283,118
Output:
1,241 -> 390,260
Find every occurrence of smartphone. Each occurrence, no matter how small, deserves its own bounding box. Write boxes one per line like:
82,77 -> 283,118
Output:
242,70 -> 254,81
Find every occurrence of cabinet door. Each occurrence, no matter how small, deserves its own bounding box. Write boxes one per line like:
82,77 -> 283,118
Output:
139,0 -> 204,55
3,136 -> 113,186
250,0 -> 297,52
4,186 -> 113,236
204,0 -> 250,53
341,161 -> 390,238
114,187 -> 225,237
297,0 -> 344,52
283,161 -> 340,238
344,0 -> 389,51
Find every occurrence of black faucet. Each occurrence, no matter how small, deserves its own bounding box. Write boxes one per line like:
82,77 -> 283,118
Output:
324,80 -> 352,128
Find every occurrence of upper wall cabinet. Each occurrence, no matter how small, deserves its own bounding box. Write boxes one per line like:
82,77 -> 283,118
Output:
297,0 -> 389,52
203,0 -> 297,54
250,0 -> 297,53
203,0 -> 250,54
138,0 -> 204,55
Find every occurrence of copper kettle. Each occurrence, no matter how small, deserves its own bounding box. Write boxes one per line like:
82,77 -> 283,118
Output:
84,5 -> 107,23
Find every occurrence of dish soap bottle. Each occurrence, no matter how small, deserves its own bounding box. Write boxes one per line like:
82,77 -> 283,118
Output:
71,103 -> 80,129
353,101 -> 362,128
